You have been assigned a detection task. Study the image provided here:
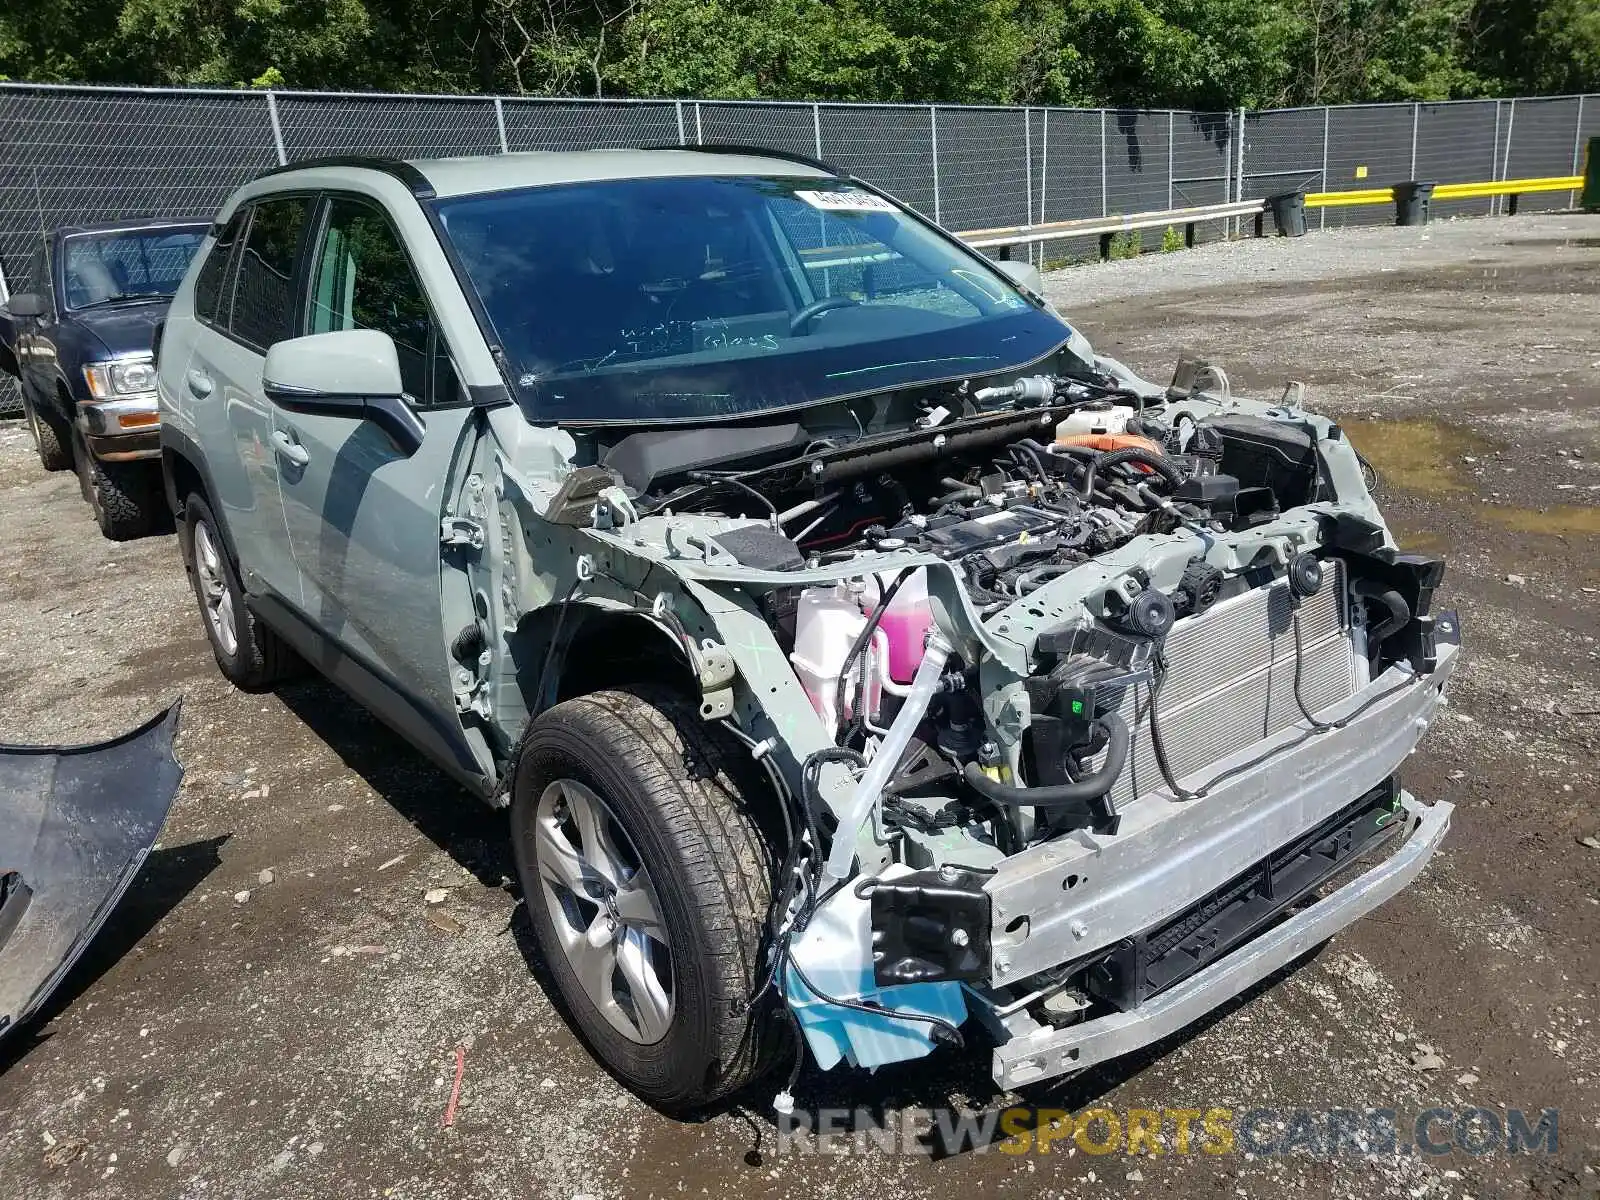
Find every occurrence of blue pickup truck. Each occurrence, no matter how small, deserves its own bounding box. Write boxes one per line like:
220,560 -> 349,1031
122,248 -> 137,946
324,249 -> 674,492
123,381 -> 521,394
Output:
1,218 -> 209,539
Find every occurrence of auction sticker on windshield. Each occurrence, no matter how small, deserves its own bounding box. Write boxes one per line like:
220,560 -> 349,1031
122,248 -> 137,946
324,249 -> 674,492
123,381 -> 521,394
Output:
796,189 -> 899,213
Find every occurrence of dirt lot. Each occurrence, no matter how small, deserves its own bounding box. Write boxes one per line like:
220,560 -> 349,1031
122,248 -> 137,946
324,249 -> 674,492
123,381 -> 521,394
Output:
1,213 -> 1597,1200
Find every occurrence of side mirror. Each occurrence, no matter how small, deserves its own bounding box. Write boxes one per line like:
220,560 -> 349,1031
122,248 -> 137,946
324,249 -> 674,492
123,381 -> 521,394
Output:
994,259 -> 1046,299
5,292 -> 45,319
262,329 -> 423,456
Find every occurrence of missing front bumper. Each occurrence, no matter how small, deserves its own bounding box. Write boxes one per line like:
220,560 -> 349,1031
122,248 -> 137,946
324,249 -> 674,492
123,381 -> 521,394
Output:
984,638 -> 1458,985
1081,779 -> 1406,1012
991,789 -> 1450,1088
981,628 -> 1459,1089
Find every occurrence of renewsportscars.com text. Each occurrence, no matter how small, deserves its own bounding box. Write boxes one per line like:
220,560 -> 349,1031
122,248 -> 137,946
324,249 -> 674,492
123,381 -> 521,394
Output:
775,1105 -> 1560,1159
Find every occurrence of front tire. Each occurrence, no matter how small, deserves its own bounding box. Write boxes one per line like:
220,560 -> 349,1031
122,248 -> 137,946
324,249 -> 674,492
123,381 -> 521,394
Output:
25,397 -> 72,472
80,444 -> 160,541
182,493 -> 301,690
510,688 -> 784,1112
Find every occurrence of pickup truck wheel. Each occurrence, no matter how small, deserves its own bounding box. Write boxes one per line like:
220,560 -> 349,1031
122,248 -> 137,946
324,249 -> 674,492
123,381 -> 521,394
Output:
81,448 -> 160,541
25,399 -> 72,472
183,493 -> 301,691
510,688 -> 784,1112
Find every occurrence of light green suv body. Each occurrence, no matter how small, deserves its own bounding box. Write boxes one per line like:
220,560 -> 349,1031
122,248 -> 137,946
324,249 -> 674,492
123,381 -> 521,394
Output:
157,149 -> 1458,1113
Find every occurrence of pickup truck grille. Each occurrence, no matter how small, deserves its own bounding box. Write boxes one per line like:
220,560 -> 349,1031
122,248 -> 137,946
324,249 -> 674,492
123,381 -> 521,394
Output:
1107,561 -> 1358,804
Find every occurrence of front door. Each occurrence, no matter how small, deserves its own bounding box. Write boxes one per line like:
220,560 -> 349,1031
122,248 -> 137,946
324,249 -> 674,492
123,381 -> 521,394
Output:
17,246 -> 58,412
271,193 -> 478,770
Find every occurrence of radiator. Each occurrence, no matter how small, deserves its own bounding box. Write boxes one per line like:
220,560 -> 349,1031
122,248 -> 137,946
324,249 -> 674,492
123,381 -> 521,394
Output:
1103,561 -> 1360,805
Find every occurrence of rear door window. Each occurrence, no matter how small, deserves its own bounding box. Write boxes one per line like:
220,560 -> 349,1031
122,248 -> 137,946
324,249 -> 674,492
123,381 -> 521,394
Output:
229,197 -> 313,351
193,211 -> 247,327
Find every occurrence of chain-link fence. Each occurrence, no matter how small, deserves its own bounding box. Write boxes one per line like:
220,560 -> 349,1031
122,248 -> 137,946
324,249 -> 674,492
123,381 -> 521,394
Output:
2,83 -> 1594,416
1241,96 -> 1595,228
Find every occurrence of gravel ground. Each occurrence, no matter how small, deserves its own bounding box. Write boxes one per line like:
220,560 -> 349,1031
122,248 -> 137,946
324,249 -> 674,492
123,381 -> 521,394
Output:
1,212 -> 1597,1200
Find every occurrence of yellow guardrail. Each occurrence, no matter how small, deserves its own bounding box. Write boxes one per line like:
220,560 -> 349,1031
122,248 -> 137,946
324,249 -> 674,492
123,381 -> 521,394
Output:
1306,174 -> 1582,209
1306,187 -> 1395,209
1434,174 -> 1581,200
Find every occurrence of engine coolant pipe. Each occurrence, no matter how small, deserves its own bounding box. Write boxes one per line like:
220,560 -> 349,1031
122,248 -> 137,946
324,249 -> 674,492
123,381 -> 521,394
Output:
823,632 -> 954,881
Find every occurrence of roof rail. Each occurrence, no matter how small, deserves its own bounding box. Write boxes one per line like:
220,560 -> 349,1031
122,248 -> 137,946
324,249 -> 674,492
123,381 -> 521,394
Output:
251,156 -> 436,198
643,143 -> 844,177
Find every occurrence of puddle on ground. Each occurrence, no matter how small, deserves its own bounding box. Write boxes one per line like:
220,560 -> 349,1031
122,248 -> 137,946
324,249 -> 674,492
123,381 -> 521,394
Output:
1481,503 -> 1600,537
1384,517 -> 1452,556
1341,419 -> 1493,496
1501,237 -> 1600,249
1342,417 -> 1600,539
1303,260 -> 1600,298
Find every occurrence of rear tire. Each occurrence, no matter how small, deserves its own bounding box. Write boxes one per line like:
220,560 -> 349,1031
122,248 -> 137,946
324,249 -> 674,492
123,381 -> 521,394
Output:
182,493 -> 301,691
80,444 -> 160,541
510,688 -> 784,1112
25,398 -> 71,472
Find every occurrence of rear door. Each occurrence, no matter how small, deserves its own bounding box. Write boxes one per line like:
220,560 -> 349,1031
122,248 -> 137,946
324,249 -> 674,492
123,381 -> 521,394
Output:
272,192 -> 479,770
181,197 -> 313,606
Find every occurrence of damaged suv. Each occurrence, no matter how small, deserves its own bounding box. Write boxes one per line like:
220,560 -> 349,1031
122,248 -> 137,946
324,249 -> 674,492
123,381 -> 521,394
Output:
157,149 -> 1458,1112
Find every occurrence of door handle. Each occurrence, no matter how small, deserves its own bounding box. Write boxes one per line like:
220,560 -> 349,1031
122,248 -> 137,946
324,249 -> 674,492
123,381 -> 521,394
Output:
186,369 -> 213,398
271,429 -> 310,467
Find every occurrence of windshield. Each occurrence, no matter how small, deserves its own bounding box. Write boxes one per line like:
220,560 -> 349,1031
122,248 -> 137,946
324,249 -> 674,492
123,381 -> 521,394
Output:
433,176 -> 1068,423
62,227 -> 207,309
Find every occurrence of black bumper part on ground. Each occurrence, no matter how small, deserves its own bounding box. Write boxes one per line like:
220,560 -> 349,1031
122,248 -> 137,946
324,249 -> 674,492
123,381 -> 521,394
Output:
1084,778 -> 1404,1012
0,704 -> 183,1045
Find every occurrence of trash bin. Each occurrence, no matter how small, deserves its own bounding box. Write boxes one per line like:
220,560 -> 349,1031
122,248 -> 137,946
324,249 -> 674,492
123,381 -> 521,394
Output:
1268,191 -> 1307,237
1582,136 -> 1600,212
1393,181 -> 1434,226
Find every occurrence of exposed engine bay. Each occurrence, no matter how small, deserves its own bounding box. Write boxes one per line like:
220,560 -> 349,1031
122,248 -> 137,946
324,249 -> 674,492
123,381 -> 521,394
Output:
593,369 -> 1377,848
534,349 -> 1458,1096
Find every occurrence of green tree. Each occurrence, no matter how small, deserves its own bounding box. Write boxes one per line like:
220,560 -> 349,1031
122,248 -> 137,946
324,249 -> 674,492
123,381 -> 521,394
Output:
1470,0 -> 1600,98
1284,0 -> 1485,104
1011,0 -> 1301,109
608,0 -> 1026,102
111,0 -> 378,87
2,0 -> 1596,103
0,0 -> 141,83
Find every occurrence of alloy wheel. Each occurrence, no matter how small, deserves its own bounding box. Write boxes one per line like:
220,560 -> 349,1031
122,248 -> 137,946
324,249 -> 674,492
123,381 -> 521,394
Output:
533,777 -> 674,1044
192,519 -> 238,658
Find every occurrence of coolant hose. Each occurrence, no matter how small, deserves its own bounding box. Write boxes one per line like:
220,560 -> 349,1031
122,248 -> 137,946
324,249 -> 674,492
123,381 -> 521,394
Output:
1351,580 -> 1411,642
935,482 -> 982,505
1080,447 -> 1185,497
833,566 -> 916,745
823,634 -> 953,880
962,712 -> 1130,809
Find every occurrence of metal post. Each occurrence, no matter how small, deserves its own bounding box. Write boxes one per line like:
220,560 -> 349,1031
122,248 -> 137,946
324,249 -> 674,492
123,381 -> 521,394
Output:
265,90 -> 288,166
1166,110 -> 1175,211
675,100 -> 686,146
1572,95 -> 1586,208
493,97 -> 509,154
1490,100 -> 1503,218
1099,109 -> 1108,217
1320,105 -> 1330,231
1039,109 -> 1050,230
1409,101 -> 1419,179
1024,108 -> 1034,266
694,102 -> 704,146
1499,98 -> 1517,215
1235,107 -> 1248,241
929,106 -> 941,225
813,103 -> 823,161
